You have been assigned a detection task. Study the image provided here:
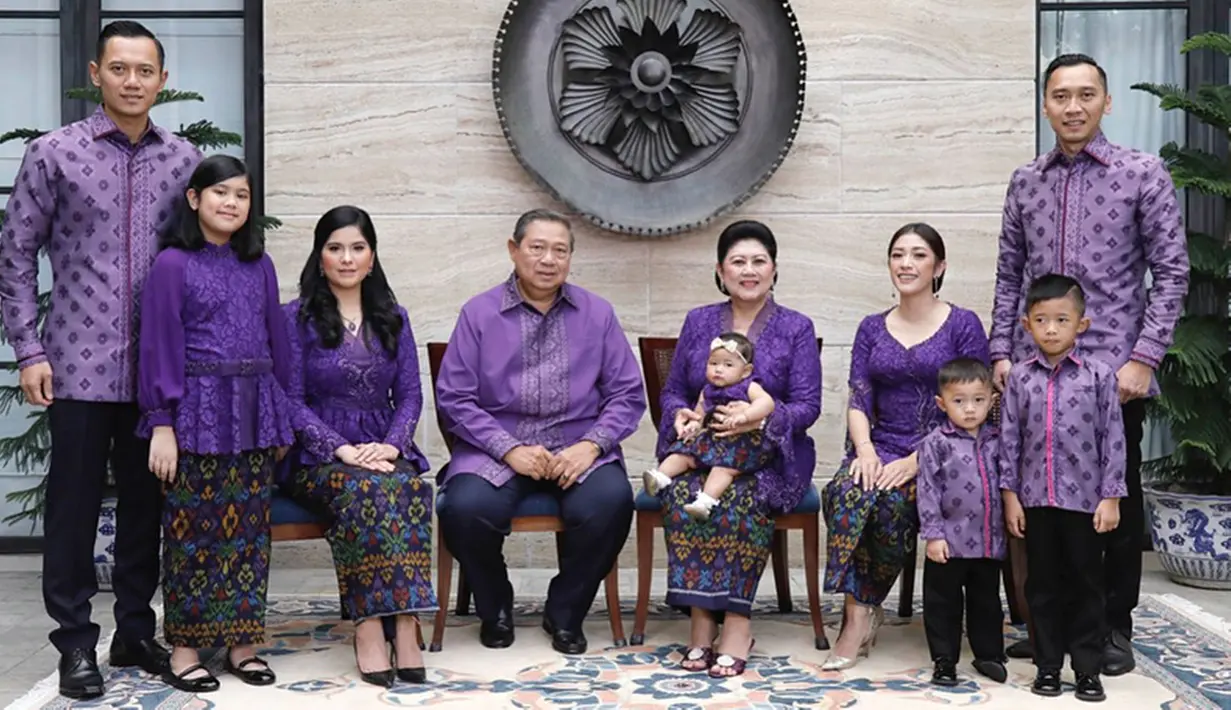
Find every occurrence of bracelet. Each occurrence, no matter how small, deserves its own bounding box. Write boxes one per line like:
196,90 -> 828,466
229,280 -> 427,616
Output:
854,440 -> 873,449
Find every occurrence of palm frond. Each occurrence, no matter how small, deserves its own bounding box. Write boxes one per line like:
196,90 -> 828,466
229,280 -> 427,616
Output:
0,128 -> 48,146
1132,83 -> 1231,130
175,120 -> 242,151
1183,31 -> 1231,56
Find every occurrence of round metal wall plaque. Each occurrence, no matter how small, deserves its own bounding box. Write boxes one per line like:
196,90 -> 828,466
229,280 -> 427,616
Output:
492,0 -> 807,236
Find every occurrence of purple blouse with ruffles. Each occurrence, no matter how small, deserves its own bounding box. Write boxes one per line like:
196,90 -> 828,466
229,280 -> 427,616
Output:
281,300 -> 430,476
656,299 -> 821,513
136,243 -> 294,455
844,305 -> 991,464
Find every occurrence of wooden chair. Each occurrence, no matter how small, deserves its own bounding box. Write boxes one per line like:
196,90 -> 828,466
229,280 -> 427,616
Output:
425,341 -> 626,652
632,336 -> 828,650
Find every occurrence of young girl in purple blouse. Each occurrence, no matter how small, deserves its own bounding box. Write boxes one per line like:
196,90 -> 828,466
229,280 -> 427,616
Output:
137,155 -> 294,693
643,332 -> 777,519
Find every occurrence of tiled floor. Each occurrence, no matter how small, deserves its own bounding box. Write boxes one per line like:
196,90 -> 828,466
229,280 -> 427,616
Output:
0,551 -> 1227,707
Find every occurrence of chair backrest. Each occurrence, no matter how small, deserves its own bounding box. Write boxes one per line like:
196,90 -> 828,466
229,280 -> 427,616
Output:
638,336 -> 824,429
426,341 -> 456,454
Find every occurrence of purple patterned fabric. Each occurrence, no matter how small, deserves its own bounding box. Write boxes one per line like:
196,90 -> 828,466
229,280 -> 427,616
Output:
0,106 -> 201,402
990,131 -> 1189,394
281,299 -> 430,473
917,421 -> 1006,560
435,274 -> 646,487
999,348 -> 1127,514
701,379 -> 753,414
656,299 -> 821,513
136,244 -> 294,455
846,306 -> 991,463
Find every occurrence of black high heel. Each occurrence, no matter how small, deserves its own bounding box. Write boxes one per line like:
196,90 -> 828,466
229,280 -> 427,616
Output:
394,615 -> 427,684
353,636 -> 394,688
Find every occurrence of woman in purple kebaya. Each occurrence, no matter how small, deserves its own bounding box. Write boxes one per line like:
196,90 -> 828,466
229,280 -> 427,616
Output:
821,223 -> 991,671
655,220 -> 822,678
281,206 -> 435,687
138,155 -> 295,692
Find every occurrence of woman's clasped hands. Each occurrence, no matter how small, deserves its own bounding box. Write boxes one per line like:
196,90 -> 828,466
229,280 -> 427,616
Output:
336,442 -> 399,472
849,442 -> 917,490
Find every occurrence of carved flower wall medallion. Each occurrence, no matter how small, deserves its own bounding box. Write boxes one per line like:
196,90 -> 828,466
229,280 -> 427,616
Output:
493,0 -> 807,236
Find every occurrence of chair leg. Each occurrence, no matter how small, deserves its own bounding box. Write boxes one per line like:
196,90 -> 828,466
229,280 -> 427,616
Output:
431,526 -> 454,652
771,528 -> 793,613
897,538 -> 916,618
1009,536 -> 1035,643
455,570 -> 472,616
632,512 -> 655,645
803,516 -> 828,650
604,564 -> 626,647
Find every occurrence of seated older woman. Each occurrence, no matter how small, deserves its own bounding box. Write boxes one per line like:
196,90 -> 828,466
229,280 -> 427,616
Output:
821,222 -> 991,670
653,220 -> 821,678
280,206 -> 436,687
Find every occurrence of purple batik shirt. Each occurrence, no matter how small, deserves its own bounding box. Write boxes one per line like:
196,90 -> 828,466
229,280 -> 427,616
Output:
999,348 -> 1127,514
917,421 -> 1006,560
282,299 -> 430,475
136,244 -> 294,455
990,132 -> 1189,393
656,298 -> 821,513
0,106 -> 200,402
435,274 -> 646,488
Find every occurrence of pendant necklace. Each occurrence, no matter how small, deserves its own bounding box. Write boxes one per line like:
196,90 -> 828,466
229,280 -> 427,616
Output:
342,314 -> 361,334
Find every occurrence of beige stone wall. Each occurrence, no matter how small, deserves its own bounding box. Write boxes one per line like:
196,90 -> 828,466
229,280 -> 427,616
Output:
263,0 -> 1037,569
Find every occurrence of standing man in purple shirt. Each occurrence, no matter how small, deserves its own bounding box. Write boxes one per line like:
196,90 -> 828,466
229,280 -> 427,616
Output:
0,21 -> 200,700
990,53 -> 1189,675
435,209 -> 646,655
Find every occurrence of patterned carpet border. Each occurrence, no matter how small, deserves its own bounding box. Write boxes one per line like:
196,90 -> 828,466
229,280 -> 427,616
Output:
6,593 -> 1231,710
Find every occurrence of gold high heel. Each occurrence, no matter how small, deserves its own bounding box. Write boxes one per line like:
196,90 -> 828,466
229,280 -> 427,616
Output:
821,604 -> 880,671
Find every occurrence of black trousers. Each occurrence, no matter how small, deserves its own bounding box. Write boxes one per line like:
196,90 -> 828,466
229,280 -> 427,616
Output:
438,462 -> 633,632
1105,399 -> 1145,638
923,557 -> 1005,663
44,400 -> 163,653
1025,506 -> 1106,674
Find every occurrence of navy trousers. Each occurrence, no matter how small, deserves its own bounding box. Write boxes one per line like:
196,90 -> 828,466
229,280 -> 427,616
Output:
438,462 -> 633,632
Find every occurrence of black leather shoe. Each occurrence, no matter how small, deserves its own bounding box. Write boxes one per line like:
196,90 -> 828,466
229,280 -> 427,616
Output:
542,617 -> 588,655
479,607 -> 515,649
931,660 -> 959,687
58,648 -> 105,700
972,658 -> 1008,683
109,636 -> 171,675
1102,630 -> 1135,676
1005,639 -> 1033,659
1075,673 -> 1106,702
1031,669 -> 1063,697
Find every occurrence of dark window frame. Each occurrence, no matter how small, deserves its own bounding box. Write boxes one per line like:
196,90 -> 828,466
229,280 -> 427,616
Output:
0,0 -> 264,218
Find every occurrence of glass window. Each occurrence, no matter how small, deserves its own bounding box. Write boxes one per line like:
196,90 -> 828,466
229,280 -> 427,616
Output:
105,17 -> 245,157
1038,9 -> 1187,155
101,0 -> 242,10
2,1 -> 58,9
0,19 -> 60,188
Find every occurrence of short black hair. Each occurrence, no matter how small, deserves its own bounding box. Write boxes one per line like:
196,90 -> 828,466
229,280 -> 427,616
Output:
1043,53 -> 1107,92
512,208 -> 573,249
938,357 -> 992,391
711,331 -> 755,364
97,21 -> 165,70
1026,273 -> 1086,315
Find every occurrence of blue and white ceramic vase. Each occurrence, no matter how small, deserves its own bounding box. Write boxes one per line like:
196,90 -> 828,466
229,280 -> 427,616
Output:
94,496 -> 118,592
1145,484 -> 1231,590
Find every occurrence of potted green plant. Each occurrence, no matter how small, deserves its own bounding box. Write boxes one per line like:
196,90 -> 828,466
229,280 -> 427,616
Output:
1132,31 -> 1231,589
0,87 -> 277,587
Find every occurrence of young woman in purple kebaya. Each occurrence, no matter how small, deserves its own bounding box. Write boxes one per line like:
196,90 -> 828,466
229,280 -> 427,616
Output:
917,358 -> 1007,687
138,155 -> 294,693
1000,274 -> 1125,702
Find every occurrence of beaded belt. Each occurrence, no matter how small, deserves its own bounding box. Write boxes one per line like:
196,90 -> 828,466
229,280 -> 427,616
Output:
184,359 -> 273,376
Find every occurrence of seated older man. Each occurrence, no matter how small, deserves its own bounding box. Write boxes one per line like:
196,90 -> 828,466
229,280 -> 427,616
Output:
435,208 -> 646,655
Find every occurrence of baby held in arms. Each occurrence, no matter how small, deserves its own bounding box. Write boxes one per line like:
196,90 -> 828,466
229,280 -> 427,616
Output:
643,333 -> 776,520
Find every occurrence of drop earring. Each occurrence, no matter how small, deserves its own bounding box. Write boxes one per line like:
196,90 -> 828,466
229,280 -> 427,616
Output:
932,276 -> 940,298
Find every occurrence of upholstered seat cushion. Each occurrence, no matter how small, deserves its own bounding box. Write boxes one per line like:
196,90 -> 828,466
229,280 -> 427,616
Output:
634,483 -> 820,515
270,492 -> 321,526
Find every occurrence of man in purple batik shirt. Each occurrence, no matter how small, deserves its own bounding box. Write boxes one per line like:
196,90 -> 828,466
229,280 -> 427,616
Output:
435,209 -> 646,656
990,53 -> 1189,675
0,22 -> 200,699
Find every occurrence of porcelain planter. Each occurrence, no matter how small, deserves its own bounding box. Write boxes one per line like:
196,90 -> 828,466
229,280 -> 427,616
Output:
1145,484 -> 1231,589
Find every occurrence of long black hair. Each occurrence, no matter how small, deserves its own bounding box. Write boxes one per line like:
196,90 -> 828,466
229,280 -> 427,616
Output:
160,154 -> 263,262
297,205 -> 402,354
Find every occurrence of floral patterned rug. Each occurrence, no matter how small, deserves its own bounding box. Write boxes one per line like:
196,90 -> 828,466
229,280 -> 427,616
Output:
7,593 -> 1230,709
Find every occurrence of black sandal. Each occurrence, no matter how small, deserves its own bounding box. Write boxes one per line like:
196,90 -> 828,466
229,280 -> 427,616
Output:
224,654 -> 276,686
161,663 -> 221,693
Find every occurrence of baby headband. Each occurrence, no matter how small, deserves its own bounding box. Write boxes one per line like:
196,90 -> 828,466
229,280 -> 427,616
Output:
710,337 -> 748,363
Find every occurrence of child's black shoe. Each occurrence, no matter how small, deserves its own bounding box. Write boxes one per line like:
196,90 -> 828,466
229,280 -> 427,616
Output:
972,658 -> 1007,683
1031,669 -> 1063,697
1075,674 -> 1106,702
931,660 -> 959,687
